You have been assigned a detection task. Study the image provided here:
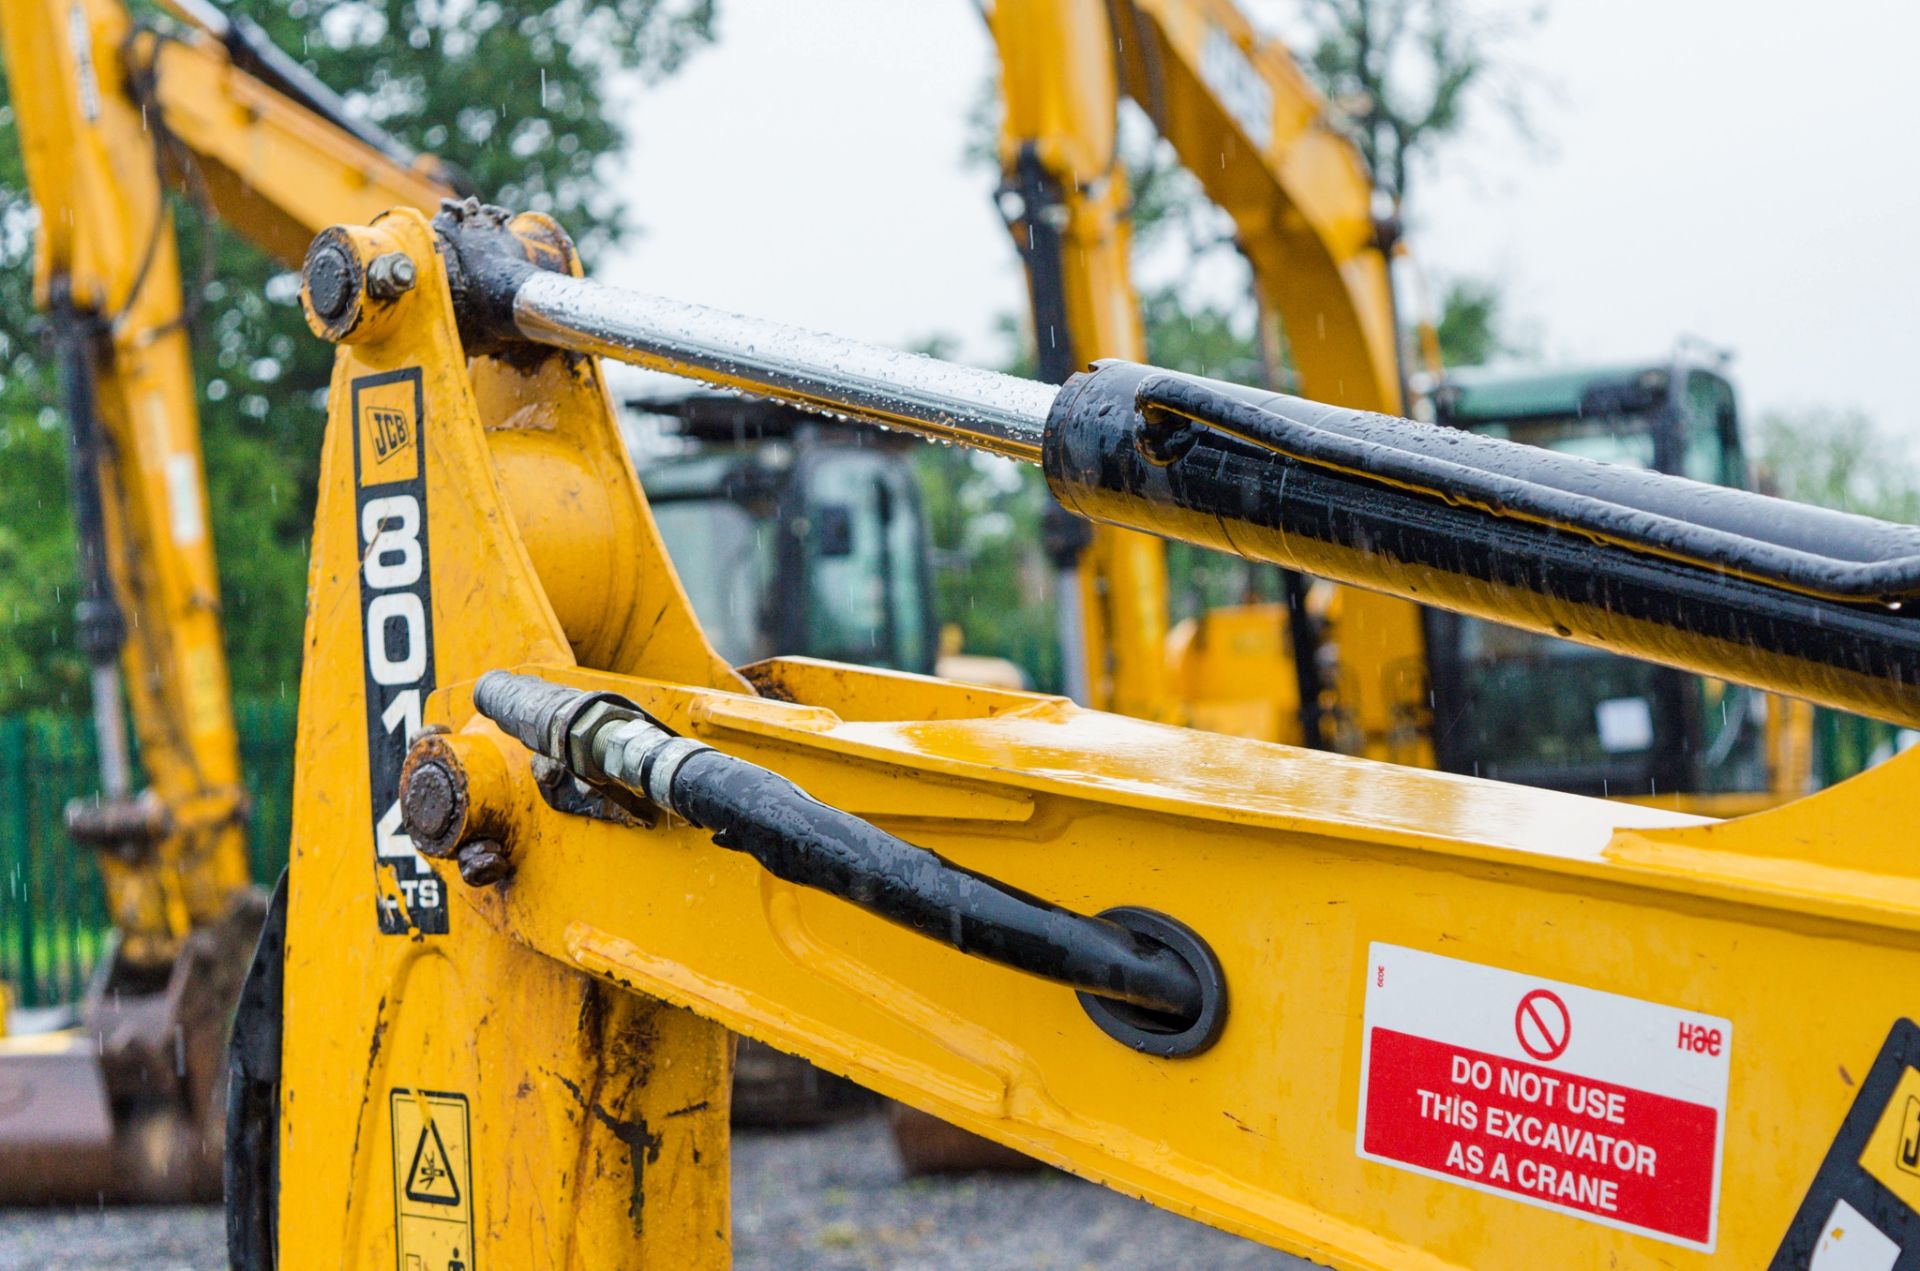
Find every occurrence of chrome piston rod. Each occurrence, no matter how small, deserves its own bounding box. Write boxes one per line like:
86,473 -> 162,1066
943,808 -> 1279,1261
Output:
511,271 -> 1055,464
423,207 -> 1920,725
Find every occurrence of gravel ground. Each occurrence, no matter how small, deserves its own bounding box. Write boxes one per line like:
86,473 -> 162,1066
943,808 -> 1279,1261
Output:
0,1113 -> 1307,1270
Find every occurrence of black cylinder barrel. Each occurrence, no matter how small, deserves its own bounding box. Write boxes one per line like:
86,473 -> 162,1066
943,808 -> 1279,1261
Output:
1043,361 -> 1920,727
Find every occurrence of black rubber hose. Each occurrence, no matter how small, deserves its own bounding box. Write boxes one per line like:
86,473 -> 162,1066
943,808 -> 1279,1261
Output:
50,292 -> 126,668
665,749 -> 1206,1022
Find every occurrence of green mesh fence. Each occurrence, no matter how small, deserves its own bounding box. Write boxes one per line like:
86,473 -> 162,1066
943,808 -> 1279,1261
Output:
0,698 -> 295,1009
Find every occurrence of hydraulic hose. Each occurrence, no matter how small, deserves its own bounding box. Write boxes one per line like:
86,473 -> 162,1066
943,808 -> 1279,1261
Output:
470,671 -> 1227,1053
49,288 -> 135,801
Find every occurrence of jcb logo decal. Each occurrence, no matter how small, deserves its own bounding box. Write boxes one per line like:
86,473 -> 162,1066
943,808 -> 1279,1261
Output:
1772,1022 -> 1920,1267
356,377 -> 421,487
1898,1095 -> 1920,1176
368,406 -> 412,463
350,368 -> 445,935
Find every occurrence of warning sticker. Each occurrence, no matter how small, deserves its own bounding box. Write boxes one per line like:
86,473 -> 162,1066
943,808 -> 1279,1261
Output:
390,1088 -> 474,1271
1357,943 -> 1732,1250
1772,1019 -> 1920,1269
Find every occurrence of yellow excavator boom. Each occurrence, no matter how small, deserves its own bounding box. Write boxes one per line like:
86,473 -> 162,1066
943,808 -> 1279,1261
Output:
1,0 -> 450,958
227,199 -> 1920,1270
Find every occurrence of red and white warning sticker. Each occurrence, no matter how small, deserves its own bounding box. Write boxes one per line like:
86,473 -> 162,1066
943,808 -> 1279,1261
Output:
1357,943 -> 1731,1251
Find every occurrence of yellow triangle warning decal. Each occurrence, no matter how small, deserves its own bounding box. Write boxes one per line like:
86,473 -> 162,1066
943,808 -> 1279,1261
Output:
390,1089 -> 473,1263
405,1116 -> 462,1207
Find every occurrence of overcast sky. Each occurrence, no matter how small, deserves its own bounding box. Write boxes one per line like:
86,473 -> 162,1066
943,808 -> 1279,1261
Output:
606,0 -> 1920,447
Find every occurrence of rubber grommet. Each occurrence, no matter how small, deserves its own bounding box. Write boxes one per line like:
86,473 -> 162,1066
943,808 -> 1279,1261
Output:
1076,906 -> 1228,1058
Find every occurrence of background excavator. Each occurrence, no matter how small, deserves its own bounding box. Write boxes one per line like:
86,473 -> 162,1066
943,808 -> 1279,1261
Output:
987,0 -> 1816,810
0,0 -> 452,1201
990,0 -> 1417,752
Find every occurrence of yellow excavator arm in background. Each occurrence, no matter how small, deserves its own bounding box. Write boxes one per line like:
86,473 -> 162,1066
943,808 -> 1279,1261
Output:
0,0 -> 453,1202
0,0 -> 449,966
988,0 -> 1429,759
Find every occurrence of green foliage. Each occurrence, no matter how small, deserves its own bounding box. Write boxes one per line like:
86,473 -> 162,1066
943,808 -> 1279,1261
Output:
1432,276 -> 1508,367
1754,408 -> 1920,522
0,402 -> 83,711
1139,285 -> 1261,384
1298,0 -> 1543,209
0,82 -> 74,712
915,444 -> 1061,693
0,0 -> 715,712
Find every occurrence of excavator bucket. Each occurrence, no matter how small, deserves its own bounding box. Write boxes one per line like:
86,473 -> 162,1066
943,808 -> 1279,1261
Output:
0,892 -> 262,1203
0,1031 -> 115,1204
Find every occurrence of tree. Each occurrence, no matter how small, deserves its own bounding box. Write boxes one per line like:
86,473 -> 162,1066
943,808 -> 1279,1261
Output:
1754,408 -> 1920,522
1295,0 -> 1542,212
0,0 -> 715,712
1294,0 -> 1544,370
1432,276 -> 1508,367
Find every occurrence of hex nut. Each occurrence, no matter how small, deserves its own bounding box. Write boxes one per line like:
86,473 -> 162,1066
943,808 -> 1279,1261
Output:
366,252 -> 418,300
456,839 -> 511,887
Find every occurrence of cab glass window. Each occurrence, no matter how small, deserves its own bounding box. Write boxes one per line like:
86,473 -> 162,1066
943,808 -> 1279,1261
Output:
800,453 -> 932,672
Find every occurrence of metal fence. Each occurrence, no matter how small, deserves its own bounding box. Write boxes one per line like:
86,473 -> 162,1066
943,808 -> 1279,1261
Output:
0,698 -> 295,1009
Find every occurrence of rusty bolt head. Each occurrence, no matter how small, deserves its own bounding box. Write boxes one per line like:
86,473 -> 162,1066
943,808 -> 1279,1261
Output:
455,839 -> 511,887
401,760 -> 460,844
366,252 -> 417,301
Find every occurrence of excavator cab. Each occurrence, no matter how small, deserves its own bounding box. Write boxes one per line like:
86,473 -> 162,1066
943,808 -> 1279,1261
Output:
627,392 -> 941,1126
630,393 -> 938,676
1426,360 -> 1774,800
